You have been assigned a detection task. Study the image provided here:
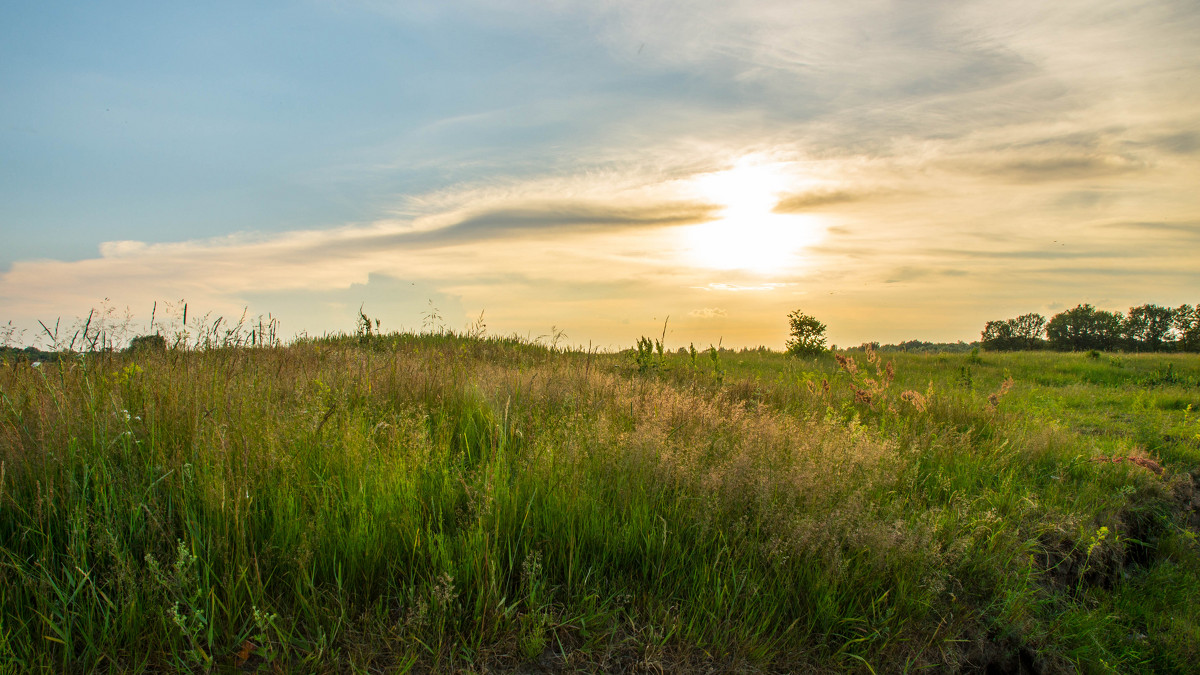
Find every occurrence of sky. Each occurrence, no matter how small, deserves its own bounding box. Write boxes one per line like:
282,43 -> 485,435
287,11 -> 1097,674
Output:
2,0 -> 1198,350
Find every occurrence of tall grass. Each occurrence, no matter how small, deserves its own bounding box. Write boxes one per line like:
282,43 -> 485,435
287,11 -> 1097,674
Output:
0,331 -> 1197,672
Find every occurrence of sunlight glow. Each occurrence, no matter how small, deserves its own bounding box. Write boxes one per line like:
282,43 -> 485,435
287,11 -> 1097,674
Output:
681,159 -> 825,274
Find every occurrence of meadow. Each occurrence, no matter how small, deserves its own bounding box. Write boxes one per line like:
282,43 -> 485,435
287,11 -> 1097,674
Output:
1,326 -> 1198,673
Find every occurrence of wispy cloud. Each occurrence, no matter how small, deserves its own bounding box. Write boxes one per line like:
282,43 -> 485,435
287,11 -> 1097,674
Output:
924,248 -> 1112,261
1100,220 -> 1200,237
309,199 -> 720,256
772,189 -> 886,213
883,267 -> 969,284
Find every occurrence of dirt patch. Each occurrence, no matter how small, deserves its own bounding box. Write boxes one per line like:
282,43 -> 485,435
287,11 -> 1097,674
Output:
959,635 -> 1044,674
1172,470 -> 1200,529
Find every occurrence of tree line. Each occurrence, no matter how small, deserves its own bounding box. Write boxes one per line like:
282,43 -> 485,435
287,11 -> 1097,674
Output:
981,303 -> 1200,352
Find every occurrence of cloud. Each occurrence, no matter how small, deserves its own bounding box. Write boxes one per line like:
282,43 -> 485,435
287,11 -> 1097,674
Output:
883,267 -> 969,284
1031,266 -> 1199,279
976,156 -> 1144,183
772,189 -> 881,213
688,307 -> 727,319
266,197 -> 721,272
342,200 -> 720,250
1051,190 -> 1116,210
925,247 -> 1108,260
1147,131 -> 1200,155
1100,220 -> 1200,237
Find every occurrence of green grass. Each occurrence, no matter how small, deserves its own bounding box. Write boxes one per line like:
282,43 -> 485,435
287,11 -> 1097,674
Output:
1,334 -> 1198,672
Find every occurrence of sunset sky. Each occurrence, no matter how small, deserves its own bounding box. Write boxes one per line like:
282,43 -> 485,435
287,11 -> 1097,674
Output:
2,0 -> 1198,350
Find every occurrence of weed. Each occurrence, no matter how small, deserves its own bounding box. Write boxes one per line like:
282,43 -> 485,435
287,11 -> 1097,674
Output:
356,304 -> 380,342
1078,526 -> 1111,592
987,376 -> 1015,408
708,343 -> 724,383
635,336 -> 659,373
250,605 -> 282,664
147,541 -> 212,669
957,365 -> 973,389
422,300 -> 446,334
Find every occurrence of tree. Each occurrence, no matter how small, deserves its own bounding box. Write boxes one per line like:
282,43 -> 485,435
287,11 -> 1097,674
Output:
981,320 -> 1015,350
786,310 -> 827,357
1046,304 -> 1123,351
1123,304 -> 1175,351
126,333 -> 167,353
1175,304 -> 1200,352
1013,313 -> 1048,346
981,312 -> 1046,351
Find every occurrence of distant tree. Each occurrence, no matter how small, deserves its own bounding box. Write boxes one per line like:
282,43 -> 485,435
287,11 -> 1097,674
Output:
1046,304 -> 1123,351
1175,304 -> 1200,352
1013,313 -> 1048,346
126,333 -> 167,353
1123,304 -> 1175,351
785,310 -> 827,357
981,313 -> 1046,350
981,320 -> 1015,350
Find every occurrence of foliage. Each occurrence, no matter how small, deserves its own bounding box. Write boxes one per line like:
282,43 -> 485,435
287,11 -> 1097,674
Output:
1046,304 -> 1125,351
984,302 -> 1200,353
981,313 -> 1046,351
1123,304 -> 1177,352
1173,304 -> 1200,352
785,309 -> 828,357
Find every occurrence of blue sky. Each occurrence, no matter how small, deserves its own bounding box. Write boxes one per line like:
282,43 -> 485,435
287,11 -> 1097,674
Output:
3,0 -> 1199,348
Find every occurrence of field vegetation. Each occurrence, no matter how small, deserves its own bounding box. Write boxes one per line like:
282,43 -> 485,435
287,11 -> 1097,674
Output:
1,310 -> 1199,673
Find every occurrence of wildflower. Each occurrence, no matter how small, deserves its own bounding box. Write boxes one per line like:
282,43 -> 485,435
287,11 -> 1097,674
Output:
987,376 -> 1015,408
1086,526 -> 1109,557
834,353 -> 858,374
432,573 -> 459,608
864,343 -> 879,365
900,390 -> 928,412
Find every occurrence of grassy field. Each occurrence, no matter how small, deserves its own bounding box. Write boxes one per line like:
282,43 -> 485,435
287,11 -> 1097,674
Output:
1,330 -> 1198,673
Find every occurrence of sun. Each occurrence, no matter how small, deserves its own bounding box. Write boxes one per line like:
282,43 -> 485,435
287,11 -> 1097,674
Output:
680,159 -> 824,274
